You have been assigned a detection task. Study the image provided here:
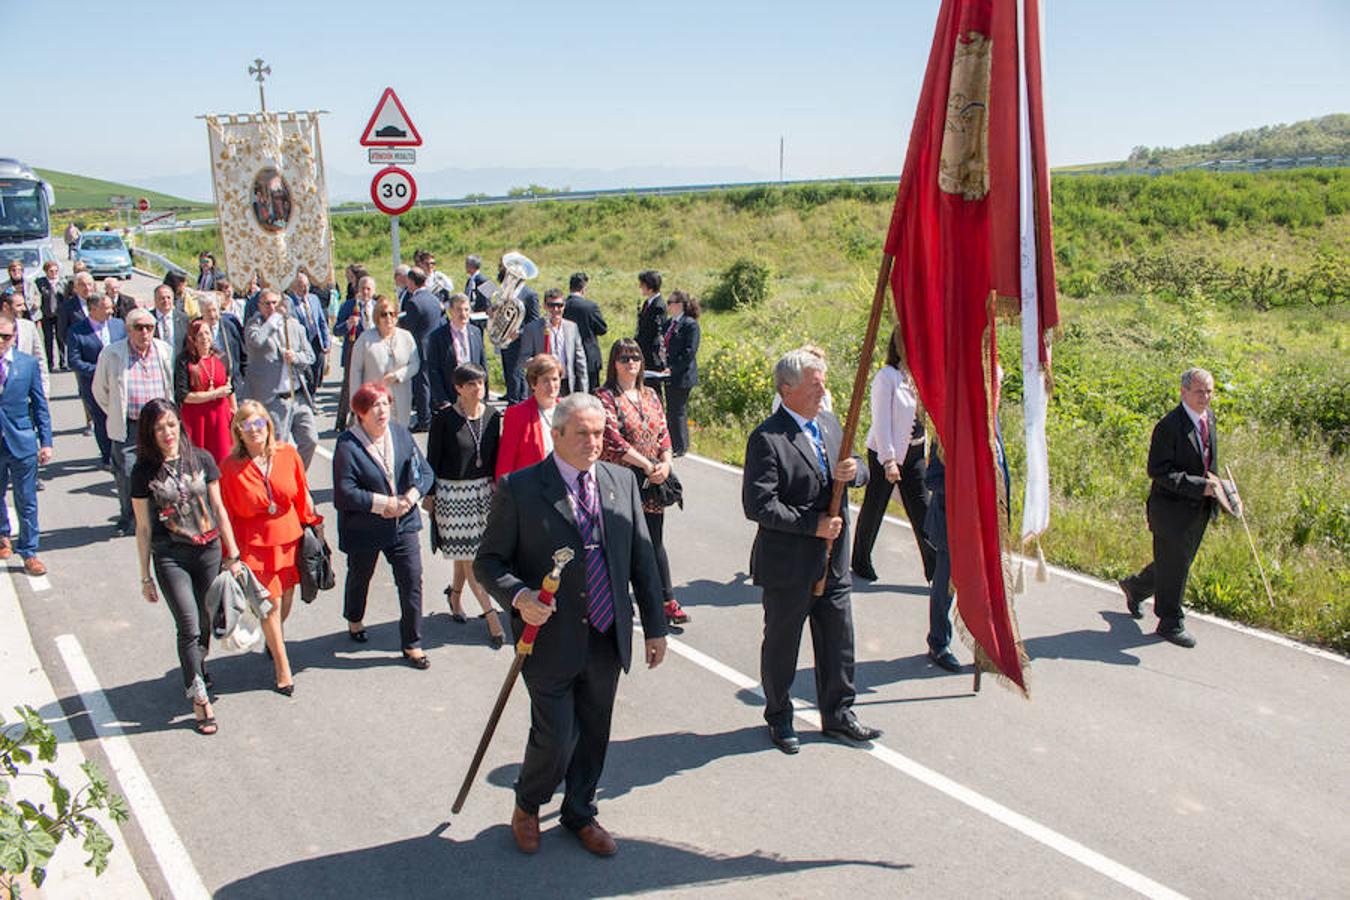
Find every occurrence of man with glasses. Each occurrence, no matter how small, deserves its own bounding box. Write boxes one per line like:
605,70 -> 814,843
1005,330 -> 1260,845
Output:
244,289 -> 318,468
0,313 -> 54,575
93,308 -> 173,537
518,288 -> 586,396
0,289 -> 49,399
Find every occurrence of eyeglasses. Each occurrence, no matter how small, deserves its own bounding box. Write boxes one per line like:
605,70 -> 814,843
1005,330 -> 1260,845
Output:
618,354 -> 642,363
241,419 -> 269,432
378,311 -> 397,318
546,303 -> 565,309
131,323 -> 155,332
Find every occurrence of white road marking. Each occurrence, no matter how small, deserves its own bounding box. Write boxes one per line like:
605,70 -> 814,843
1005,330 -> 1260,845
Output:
661,634 -> 1188,900
27,574 -> 51,592
682,453 -> 1347,666
54,633 -> 212,900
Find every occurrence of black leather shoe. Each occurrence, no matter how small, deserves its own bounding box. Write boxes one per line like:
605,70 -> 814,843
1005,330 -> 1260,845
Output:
348,628 -> 368,643
1120,580 -> 1144,619
927,649 -> 962,672
851,564 -> 879,582
823,718 -> 882,744
768,724 -> 800,755
1156,628 -> 1196,648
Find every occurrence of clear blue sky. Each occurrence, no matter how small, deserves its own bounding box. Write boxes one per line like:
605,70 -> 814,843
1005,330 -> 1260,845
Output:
7,0 -> 1348,184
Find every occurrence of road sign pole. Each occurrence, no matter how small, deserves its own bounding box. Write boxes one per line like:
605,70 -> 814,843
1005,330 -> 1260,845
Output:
391,215 -> 401,269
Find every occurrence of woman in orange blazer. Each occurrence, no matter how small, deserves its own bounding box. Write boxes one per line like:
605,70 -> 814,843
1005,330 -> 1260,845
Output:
218,399 -> 322,696
495,354 -> 563,480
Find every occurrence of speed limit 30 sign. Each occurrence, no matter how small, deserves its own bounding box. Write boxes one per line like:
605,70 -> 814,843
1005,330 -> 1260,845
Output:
370,166 -> 417,216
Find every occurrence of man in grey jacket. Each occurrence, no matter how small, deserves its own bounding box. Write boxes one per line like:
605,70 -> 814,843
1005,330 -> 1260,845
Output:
517,288 -> 587,395
245,289 -> 318,468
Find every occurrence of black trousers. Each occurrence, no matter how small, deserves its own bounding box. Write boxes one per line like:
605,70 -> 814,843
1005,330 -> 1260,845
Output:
343,530 -> 424,649
410,362 -> 431,427
501,343 -> 526,404
852,446 -> 935,582
516,627 -> 621,831
152,538 -> 221,699
644,510 -> 674,602
759,578 -> 856,730
1122,502 -> 1210,633
43,320 -> 63,369
665,385 -> 691,456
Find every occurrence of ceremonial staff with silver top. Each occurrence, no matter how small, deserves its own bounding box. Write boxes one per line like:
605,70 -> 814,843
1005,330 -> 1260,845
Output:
470,392 -> 668,857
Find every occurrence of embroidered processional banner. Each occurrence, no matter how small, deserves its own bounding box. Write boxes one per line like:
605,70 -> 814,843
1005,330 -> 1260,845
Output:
205,112 -> 335,290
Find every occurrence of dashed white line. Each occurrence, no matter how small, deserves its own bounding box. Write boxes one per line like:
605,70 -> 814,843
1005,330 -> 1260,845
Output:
682,453 -> 1347,666
54,633 -> 212,900
661,634 -> 1188,900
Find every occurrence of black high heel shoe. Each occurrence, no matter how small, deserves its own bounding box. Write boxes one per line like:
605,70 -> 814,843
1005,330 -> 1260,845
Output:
445,586 -> 467,623
273,683 -> 294,697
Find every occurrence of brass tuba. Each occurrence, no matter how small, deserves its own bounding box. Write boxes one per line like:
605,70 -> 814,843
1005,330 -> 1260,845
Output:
485,251 -> 538,349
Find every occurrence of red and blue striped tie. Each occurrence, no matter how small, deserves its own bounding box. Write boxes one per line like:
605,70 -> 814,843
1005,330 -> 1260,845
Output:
576,470 -> 614,633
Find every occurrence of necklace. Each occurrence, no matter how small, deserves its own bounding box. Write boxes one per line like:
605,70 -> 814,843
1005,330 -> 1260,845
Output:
251,453 -> 277,515
165,454 -> 189,507
454,401 -> 486,468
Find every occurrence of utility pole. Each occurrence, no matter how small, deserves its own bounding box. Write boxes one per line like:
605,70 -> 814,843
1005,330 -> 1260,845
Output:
248,58 -> 272,112
779,136 -> 785,183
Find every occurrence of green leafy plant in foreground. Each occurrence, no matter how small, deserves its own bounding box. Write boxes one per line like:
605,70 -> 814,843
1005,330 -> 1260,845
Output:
1,706 -> 128,897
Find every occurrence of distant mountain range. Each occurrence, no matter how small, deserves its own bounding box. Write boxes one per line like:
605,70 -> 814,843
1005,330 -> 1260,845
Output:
129,164 -> 775,205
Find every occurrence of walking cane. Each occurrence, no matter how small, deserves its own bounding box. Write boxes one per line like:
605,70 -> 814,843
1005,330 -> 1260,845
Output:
1223,464 -> 1276,610
452,548 -> 574,815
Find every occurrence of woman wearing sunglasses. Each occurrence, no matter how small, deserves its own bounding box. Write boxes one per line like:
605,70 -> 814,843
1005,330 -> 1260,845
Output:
218,400 -> 323,695
347,294 -> 419,428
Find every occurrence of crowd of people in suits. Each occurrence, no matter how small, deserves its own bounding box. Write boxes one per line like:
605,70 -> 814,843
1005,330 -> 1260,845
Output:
0,242 -> 1221,851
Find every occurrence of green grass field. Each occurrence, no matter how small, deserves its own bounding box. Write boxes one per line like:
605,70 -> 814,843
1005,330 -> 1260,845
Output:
36,167 -> 210,213
142,171 -> 1350,652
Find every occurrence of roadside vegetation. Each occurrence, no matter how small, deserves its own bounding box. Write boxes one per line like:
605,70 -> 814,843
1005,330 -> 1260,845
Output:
143,169 -> 1350,652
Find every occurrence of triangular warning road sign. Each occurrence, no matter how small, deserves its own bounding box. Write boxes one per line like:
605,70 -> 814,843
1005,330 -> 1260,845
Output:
359,87 -> 423,147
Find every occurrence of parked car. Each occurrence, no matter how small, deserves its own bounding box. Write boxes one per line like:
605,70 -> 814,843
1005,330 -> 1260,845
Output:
0,243 -> 58,283
74,231 -> 133,280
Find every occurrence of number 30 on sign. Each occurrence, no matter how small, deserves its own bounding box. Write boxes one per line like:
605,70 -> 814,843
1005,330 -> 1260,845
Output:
370,166 -> 417,216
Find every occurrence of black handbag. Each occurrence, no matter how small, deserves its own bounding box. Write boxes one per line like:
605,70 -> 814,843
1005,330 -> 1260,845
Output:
298,522 -> 336,604
640,468 -> 684,510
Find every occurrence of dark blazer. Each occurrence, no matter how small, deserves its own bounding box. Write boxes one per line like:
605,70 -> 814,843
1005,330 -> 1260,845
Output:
57,295 -> 88,340
400,288 -> 443,348
214,313 -> 245,382
475,457 -> 668,675
465,271 -> 492,313
664,317 -> 700,389
427,321 -> 488,411
1146,404 -> 1219,529
563,293 -> 608,389
635,293 -> 667,370
0,351 -> 52,459
67,317 -> 126,395
332,298 -> 366,365
35,276 -> 62,320
743,407 -> 866,588
500,285 -> 542,348
287,291 -> 331,352
332,424 -> 435,553
153,308 -> 190,363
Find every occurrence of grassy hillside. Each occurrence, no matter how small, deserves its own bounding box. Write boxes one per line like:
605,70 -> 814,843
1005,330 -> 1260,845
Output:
1125,113 -> 1349,168
143,171 -> 1350,651
36,167 -> 209,213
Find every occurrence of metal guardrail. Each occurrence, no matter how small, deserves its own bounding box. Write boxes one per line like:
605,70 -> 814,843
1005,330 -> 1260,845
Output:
1057,155 -> 1350,177
130,247 -> 187,276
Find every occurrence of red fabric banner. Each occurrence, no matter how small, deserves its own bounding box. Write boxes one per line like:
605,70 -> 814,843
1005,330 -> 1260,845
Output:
884,0 -> 1031,692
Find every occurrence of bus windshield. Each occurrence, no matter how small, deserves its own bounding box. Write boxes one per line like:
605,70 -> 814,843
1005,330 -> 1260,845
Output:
0,178 -> 50,242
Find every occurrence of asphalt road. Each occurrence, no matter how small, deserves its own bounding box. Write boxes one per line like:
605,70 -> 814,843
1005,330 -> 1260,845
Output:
9,272 -> 1349,899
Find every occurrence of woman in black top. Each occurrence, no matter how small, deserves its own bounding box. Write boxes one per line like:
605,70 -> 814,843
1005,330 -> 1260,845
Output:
426,363 -> 504,647
130,398 -> 245,735
661,291 -> 701,457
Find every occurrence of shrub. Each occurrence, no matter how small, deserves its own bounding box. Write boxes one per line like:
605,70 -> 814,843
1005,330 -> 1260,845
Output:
705,257 -> 772,311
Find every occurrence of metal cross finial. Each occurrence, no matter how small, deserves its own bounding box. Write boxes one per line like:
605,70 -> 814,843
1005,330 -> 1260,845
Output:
248,58 -> 272,112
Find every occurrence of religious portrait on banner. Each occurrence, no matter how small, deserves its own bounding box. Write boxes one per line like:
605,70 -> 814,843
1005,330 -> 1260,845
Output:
205,112 -> 334,289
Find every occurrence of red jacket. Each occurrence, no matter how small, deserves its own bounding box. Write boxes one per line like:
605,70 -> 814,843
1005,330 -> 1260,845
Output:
496,397 -> 550,481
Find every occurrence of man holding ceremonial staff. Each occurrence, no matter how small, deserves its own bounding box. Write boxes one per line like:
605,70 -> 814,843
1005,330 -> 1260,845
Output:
475,392 -> 668,856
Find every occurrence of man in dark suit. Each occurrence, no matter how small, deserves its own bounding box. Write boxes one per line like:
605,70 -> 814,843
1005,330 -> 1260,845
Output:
427,293 -> 488,413
400,267 -> 443,431
463,254 -> 492,339
743,349 -> 879,754
634,270 -> 666,393
661,292 -> 700,456
150,284 -> 190,367
35,260 -> 64,371
1119,368 -> 1222,648
65,293 -> 124,468
562,272 -> 607,394
496,258 -> 541,405
0,314 -> 54,576
475,393 -> 668,857
332,275 -> 374,430
286,272 -> 330,395
58,272 -> 94,348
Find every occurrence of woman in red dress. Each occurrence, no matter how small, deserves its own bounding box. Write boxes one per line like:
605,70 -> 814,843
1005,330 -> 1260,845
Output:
175,319 -> 235,464
218,400 -> 322,696
495,354 -> 563,480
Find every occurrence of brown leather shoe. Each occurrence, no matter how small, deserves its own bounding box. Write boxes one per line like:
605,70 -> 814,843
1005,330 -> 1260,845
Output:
23,556 -> 46,576
0,538 -> 11,560
574,822 -> 617,857
510,806 -> 540,854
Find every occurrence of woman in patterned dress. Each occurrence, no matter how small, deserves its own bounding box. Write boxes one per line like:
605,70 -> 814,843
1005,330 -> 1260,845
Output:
426,362 -> 505,648
595,338 -> 689,626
